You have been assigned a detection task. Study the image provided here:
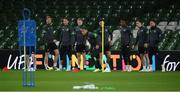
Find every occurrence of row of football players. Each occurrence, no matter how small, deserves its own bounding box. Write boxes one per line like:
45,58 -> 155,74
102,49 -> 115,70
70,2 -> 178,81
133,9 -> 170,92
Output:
43,16 -> 161,72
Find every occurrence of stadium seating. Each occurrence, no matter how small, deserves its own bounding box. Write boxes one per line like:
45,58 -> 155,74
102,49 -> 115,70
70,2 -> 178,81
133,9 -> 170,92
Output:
0,0 -> 180,50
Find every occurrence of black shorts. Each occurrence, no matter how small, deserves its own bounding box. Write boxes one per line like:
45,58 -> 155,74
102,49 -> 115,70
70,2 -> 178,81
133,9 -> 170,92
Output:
75,44 -> 86,53
45,42 -> 58,52
148,46 -> 158,55
59,45 -> 71,60
138,46 -> 148,54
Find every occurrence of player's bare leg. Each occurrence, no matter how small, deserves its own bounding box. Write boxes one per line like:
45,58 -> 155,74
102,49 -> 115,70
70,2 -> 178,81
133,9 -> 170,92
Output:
103,51 -> 111,72
140,54 -> 146,72
145,53 -> 151,72
53,49 -> 59,70
44,52 -> 52,70
83,53 -> 86,65
31,52 -> 36,71
82,52 -> 86,69
77,52 -> 81,66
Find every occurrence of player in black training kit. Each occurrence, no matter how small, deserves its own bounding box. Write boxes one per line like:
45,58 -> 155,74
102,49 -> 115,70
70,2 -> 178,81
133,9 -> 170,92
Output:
74,18 -> 86,68
134,19 -> 150,72
147,19 -> 162,71
58,17 -> 75,70
43,16 -> 59,70
93,19 -> 112,72
119,19 -> 133,72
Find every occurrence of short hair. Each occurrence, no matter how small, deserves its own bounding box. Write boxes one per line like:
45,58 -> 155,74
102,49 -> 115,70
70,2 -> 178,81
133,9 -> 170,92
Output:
46,15 -> 52,19
63,17 -> 69,20
120,18 -> 128,24
136,18 -> 143,23
149,19 -> 157,23
80,25 -> 87,29
77,18 -> 83,21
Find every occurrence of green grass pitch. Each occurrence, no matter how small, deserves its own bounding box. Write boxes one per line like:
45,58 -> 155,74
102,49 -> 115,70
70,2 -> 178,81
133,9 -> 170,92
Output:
0,70 -> 180,91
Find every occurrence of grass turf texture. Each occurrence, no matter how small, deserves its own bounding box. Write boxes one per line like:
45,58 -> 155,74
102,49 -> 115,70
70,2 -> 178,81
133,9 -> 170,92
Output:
0,70 -> 180,91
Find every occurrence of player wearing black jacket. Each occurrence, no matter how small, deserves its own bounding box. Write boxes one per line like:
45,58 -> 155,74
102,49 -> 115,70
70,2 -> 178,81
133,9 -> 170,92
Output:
119,19 -> 133,72
43,16 -> 59,70
134,19 -> 150,72
74,18 -> 86,68
58,17 -> 75,69
148,20 -> 162,71
93,19 -> 112,72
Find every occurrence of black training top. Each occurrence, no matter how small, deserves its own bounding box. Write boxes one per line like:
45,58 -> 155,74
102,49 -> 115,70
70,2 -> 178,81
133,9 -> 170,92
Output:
58,25 -> 75,46
134,26 -> 148,47
120,26 -> 133,46
43,24 -> 54,44
94,27 -> 111,46
74,26 -> 86,45
148,26 -> 162,47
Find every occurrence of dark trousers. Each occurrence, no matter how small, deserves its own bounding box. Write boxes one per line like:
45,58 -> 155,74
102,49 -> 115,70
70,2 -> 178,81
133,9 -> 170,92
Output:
121,45 -> 131,65
92,48 -> 102,69
148,46 -> 158,64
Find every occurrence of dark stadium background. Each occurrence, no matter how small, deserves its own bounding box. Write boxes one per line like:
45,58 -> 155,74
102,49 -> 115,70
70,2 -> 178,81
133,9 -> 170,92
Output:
0,0 -> 180,50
